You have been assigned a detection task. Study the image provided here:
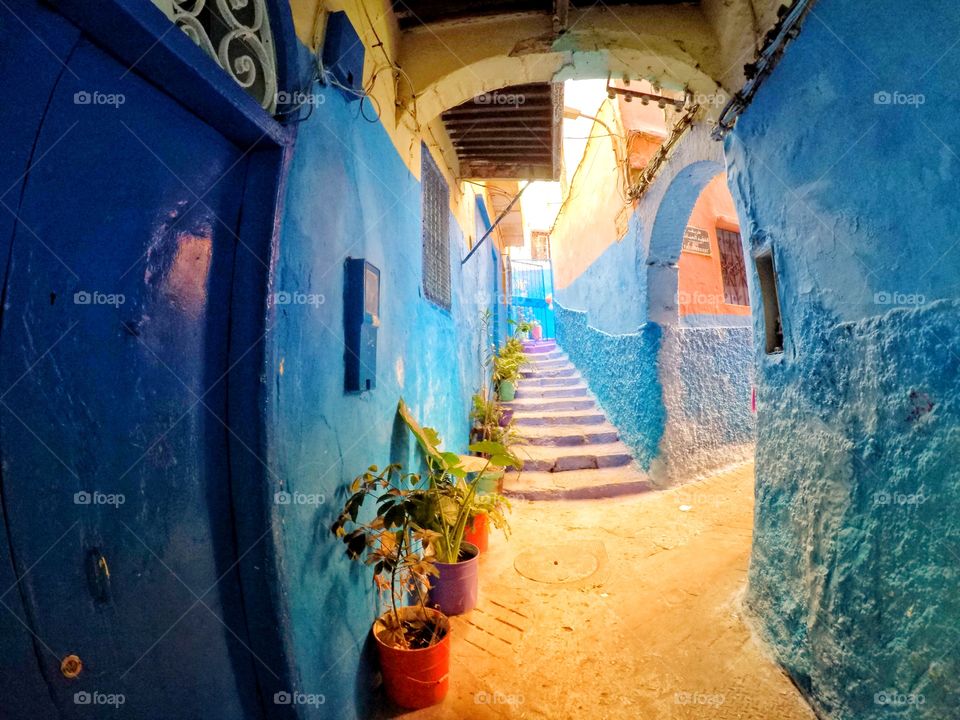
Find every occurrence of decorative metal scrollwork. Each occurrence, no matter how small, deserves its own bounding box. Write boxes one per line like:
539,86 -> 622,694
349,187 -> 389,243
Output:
150,0 -> 278,113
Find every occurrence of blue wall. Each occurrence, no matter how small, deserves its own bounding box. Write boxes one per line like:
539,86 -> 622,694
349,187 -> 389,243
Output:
553,191 -> 754,481
555,214 -> 646,334
265,81 -> 496,718
554,302 -> 665,469
656,326 -> 755,480
726,1 -> 960,717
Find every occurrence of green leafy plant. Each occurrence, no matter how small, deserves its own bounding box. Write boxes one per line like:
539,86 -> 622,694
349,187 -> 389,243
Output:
470,392 -> 520,450
330,464 -> 445,649
509,316 -> 533,336
398,399 -> 520,564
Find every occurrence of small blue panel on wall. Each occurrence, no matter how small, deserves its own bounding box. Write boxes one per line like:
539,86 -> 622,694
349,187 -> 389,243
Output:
344,258 -> 380,392
322,11 -> 365,99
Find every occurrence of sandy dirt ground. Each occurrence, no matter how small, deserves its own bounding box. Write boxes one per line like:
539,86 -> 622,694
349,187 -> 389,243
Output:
380,462 -> 816,720
384,465 -> 814,720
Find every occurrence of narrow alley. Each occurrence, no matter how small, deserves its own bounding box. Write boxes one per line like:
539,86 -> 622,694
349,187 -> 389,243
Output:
392,462 -> 815,720
1,1 -> 958,719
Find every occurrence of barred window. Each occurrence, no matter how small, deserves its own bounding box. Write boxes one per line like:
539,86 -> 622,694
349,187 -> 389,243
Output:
421,148 -> 451,309
716,227 -> 749,306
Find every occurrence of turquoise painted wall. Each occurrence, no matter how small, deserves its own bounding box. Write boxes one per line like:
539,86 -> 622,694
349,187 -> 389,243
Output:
554,302 -> 665,469
553,187 -> 754,481
556,214 -> 646,335
726,1 -> 960,717
266,82 -> 497,717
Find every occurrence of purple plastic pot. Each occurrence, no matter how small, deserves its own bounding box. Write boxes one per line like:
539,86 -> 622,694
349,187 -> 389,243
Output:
428,542 -> 480,615
498,407 -> 514,427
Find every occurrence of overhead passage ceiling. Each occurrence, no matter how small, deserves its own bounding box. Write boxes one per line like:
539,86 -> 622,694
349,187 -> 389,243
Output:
393,0 -> 698,30
442,83 -> 563,180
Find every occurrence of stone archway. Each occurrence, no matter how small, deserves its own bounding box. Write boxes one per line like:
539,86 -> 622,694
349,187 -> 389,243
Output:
637,126 -> 755,483
640,126 -> 726,327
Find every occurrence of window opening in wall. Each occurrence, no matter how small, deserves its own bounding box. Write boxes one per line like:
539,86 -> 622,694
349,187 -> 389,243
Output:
717,227 -> 749,306
755,251 -> 783,354
421,148 -> 451,309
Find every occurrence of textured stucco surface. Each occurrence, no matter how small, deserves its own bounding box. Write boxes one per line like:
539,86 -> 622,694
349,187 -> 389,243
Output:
655,326 -> 755,481
554,302 -> 665,470
725,1 -> 960,717
268,83 -> 496,718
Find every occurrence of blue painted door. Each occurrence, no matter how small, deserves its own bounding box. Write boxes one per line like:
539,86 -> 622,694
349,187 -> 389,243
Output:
0,33 -> 264,720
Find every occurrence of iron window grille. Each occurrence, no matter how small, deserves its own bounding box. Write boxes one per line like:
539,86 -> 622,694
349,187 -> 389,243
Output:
421,149 -> 451,309
716,227 -> 750,306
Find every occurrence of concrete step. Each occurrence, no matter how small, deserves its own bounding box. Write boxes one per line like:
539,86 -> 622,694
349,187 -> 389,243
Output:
503,466 -> 654,501
515,422 -> 620,446
522,341 -> 556,354
521,360 -> 577,377
514,441 -> 634,472
512,409 -> 608,427
523,375 -> 581,388
527,351 -> 567,362
520,365 -> 577,379
514,385 -> 589,400
504,397 -> 595,413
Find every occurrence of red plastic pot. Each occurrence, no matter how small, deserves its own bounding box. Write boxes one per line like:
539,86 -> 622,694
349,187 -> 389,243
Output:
531,324 -> 543,340
463,513 -> 489,553
373,606 -> 451,709
428,542 -> 480,615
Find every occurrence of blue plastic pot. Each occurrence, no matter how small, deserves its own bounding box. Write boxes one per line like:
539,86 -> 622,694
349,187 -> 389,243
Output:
428,542 -> 480,615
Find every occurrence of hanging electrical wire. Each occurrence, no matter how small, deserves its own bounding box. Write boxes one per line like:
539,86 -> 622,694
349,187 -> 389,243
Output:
712,0 -> 816,140
627,101 -> 700,201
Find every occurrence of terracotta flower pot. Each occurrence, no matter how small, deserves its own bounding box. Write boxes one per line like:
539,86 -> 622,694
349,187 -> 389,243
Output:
373,606 -> 451,709
428,542 -> 480,615
463,513 -> 489,553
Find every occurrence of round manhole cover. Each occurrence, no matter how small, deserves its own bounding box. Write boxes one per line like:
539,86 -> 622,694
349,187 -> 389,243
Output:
514,543 -> 602,584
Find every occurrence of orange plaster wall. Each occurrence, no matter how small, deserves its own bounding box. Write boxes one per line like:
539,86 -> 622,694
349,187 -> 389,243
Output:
678,174 -> 751,317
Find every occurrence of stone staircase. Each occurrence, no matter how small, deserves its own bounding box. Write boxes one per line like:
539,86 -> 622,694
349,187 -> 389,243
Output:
502,340 -> 653,500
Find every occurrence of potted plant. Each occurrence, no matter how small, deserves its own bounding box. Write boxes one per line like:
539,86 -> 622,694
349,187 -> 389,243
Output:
470,392 -> 518,442
463,489 -> 511,553
330,463 -> 450,710
492,337 -> 527,402
398,400 -> 520,615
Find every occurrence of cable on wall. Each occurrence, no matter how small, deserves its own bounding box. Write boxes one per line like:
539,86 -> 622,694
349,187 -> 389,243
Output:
712,0 -> 817,140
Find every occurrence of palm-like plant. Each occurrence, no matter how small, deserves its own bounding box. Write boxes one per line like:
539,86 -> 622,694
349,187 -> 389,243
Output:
398,400 -> 520,564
